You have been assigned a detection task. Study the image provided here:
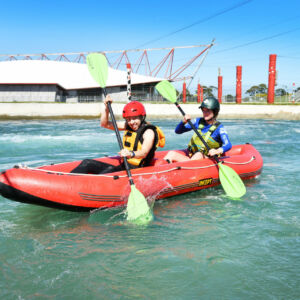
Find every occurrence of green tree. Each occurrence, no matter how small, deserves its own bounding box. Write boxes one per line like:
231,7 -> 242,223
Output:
225,94 -> 234,101
185,88 -> 191,96
246,86 -> 259,96
246,84 -> 267,96
275,88 -> 287,96
199,85 -> 217,98
258,83 -> 267,94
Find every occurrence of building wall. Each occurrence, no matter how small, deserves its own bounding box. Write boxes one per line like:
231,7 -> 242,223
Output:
0,84 -> 58,102
106,87 -> 128,102
0,82 -> 158,103
66,87 -> 128,103
66,90 -> 79,103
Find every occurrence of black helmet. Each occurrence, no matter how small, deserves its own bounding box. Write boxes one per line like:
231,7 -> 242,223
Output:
199,97 -> 220,117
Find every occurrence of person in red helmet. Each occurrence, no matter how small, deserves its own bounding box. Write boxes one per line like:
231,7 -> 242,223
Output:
71,95 -> 165,174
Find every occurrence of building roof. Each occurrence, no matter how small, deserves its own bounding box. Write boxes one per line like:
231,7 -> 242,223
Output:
0,60 -> 162,90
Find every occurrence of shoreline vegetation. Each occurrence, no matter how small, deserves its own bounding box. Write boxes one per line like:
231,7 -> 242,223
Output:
1,102 -> 300,120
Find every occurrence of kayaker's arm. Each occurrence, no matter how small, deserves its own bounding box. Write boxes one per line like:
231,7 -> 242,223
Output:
207,125 -> 232,157
175,116 -> 200,134
100,95 -> 126,131
119,129 -> 155,159
218,126 -> 232,153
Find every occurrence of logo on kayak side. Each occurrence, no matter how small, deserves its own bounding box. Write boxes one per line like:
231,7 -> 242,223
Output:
198,178 -> 213,186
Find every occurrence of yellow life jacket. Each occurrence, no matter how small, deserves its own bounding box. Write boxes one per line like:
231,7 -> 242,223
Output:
188,120 -> 221,155
123,123 -> 165,166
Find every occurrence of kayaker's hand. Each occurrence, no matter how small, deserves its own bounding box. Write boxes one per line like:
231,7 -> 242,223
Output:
183,114 -> 191,124
104,95 -> 113,107
208,148 -> 223,157
119,149 -> 132,158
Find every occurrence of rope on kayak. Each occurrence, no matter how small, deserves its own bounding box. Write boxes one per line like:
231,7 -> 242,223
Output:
18,166 -> 124,178
18,163 -> 216,178
223,156 -> 255,165
18,156 -> 255,179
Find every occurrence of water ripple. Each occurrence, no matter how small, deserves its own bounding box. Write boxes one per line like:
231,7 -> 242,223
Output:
0,119 -> 299,299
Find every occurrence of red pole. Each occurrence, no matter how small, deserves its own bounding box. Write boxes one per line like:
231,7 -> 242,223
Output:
267,54 -> 277,104
183,81 -> 186,103
197,83 -> 201,103
200,86 -> 203,102
236,65 -> 242,104
218,75 -> 223,103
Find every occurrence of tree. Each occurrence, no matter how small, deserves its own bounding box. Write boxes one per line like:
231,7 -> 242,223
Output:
185,88 -> 192,97
225,94 -> 234,101
246,85 -> 259,96
246,84 -> 267,96
275,88 -> 287,96
199,85 -> 217,98
258,83 -> 267,94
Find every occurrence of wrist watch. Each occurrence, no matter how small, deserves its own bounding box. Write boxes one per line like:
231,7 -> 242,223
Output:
130,151 -> 135,158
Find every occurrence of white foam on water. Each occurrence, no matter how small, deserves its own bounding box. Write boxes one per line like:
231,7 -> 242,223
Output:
294,128 -> 300,133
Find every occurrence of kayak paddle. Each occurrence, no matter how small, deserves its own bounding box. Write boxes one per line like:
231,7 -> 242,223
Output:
155,80 -> 246,199
87,53 -> 153,223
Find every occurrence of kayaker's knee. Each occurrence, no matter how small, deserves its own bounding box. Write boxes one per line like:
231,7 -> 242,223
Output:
80,159 -> 94,167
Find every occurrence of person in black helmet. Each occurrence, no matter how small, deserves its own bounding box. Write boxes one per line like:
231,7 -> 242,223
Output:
163,96 -> 232,163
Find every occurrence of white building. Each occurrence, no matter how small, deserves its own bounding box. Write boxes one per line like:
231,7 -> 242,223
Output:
0,60 -> 162,103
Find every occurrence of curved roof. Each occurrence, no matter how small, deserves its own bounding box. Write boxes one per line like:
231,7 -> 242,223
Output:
0,60 -> 162,90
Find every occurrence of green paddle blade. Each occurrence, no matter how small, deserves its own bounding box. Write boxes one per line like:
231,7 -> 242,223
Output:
126,185 -> 153,225
86,53 -> 108,88
218,163 -> 246,199
155,80 -> 177,103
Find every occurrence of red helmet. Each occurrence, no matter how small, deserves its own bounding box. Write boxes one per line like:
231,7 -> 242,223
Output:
122,101 -> 146,118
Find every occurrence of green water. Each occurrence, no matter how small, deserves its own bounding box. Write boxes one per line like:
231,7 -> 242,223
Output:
0,119 -> 299,299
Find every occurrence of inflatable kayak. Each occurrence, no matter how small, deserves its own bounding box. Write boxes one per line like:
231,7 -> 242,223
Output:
0,144 -> 263,211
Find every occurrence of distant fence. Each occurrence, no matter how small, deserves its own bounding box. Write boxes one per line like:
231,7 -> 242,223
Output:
294,90 -> 300,102
134,93 -> 300,104
71,91 -> 300,104
70,89 -> 300,104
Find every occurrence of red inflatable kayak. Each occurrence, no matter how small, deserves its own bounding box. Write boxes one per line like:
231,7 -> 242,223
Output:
0,144 -> 263,211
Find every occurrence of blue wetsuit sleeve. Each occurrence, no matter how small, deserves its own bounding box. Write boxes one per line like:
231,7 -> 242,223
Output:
175,118 -> 200,134
218,126 -> 232,153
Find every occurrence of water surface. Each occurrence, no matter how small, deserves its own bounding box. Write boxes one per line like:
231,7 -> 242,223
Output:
0,119 -> 299,299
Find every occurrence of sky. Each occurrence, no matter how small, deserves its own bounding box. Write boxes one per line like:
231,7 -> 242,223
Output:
1,0 -> 300,95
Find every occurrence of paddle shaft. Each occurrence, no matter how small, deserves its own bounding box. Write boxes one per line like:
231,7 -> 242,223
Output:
103,89 -> 134,185
175,102 -> 221,164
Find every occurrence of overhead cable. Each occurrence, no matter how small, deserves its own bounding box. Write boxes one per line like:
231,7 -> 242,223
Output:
134,0 -> 253,48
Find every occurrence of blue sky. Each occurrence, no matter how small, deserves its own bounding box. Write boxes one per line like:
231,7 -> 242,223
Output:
1,0 -> 300,95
